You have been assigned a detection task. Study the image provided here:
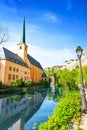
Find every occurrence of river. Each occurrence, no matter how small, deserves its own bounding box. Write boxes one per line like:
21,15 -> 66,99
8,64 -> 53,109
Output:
0,91 -> 57,130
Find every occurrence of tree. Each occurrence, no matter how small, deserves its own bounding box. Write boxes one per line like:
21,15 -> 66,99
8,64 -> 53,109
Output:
0,23 -> 9,44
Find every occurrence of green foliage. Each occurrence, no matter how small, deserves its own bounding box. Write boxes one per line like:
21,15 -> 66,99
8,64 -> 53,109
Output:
38,91 -> 81,130
42,66 -> 87,130
25,80 -> 32,87
25,80 -> 36,87
45,68 -> 79,91
37,80 -> 50,87
25,93 -> 31,98
57,69 -> 78,91
78,127 -> 83,130
25,80 -> 50,92
74,66 -> 87,88
55,85 -> 65,98
11,95 -> 22,102
0,79 -> 49,94
45,68 -> 52,76
46,85 -> 65,101
8,79 -> 24,87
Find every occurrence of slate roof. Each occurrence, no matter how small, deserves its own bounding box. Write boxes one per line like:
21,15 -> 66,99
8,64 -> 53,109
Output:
27,54 -> 43,70
0,47 -> 43,69
0,47 -> 28,67
41,72 -> 47,78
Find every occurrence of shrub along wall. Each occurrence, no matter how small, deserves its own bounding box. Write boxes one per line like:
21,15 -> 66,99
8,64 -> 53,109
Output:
0,79 -> 50,94
38,91 -> 82,130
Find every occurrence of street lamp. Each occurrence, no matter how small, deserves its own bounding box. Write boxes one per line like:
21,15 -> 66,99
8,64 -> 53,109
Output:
76,46 -> 87,112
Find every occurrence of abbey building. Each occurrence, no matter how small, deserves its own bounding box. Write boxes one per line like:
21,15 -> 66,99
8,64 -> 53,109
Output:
0,19 -> 47,84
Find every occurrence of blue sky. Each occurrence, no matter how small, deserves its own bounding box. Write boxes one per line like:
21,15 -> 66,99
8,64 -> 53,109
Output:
0,0 -> 87,67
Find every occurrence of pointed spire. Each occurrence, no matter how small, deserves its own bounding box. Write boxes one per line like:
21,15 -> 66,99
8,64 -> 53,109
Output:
22,17 -> 26,44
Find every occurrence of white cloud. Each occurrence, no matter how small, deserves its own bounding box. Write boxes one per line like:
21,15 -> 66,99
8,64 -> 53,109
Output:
43,12 -> 60,22
29,44 -> 75,68
1,20 -> 75,69
3,42 -> 75,68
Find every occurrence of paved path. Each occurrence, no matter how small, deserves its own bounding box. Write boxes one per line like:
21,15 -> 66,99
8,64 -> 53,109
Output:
79,113 -> 87,130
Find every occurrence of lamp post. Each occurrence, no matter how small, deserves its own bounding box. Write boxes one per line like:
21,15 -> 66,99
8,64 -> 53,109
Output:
76,46 -> 87,112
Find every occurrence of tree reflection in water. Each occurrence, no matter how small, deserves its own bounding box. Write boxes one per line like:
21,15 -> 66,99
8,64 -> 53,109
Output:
0,88 -> 57,130
0,92 -> 44,130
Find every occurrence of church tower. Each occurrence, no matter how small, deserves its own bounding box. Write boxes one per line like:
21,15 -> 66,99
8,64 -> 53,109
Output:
17,18 -> 28,63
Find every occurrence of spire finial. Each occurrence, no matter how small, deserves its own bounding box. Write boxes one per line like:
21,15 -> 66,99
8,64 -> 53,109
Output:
22,17 -> 26,44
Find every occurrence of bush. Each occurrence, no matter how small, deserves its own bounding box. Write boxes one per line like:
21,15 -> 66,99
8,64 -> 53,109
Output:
11,95 -> 22,102
8,79 -> 24,87
25,80 -> 32,87
25,81 -> 36,87
38,91 -> 81,130
37,80 -> 50,87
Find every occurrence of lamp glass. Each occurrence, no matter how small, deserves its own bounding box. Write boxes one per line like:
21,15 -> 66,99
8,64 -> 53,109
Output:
76,46 -> 83,58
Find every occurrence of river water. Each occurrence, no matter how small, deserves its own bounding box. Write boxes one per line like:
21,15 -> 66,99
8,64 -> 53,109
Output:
0,91 -> 57,130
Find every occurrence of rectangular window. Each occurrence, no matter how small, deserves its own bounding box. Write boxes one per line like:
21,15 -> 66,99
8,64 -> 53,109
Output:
8,74 -> 11,80
12,75 -> 15,80
16,75 -> 18,79
25,71 -> 27,74
16,68 -> 19,72
25,77 -> 26,81
13,67 -> 15,71
9,66 -> 12,71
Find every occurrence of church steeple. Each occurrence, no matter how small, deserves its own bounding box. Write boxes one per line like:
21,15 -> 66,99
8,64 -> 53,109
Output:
22,17 -> 26,44
17,17 -> 28,62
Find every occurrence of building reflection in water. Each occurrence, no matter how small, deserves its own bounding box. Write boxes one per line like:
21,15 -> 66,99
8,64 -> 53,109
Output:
0,92 -> 44,130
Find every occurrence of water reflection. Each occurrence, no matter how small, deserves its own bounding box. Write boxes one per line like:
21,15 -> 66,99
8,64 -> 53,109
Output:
0,89 -> 57,130
0,92 -> 44,130
24,98 -> 57,130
